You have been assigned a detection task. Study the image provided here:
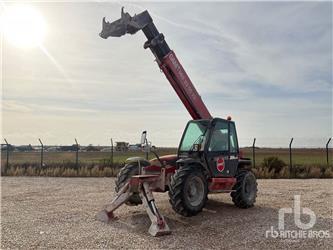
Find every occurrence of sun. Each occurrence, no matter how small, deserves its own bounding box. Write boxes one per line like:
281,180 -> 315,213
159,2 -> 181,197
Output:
1,5 -> 46,48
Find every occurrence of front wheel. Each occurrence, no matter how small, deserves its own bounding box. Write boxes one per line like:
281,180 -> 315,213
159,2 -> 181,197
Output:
231,170 -> 257,208
168,165 -> 208,217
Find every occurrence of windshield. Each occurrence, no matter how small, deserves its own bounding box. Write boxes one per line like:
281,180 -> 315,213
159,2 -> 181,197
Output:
179,121 -> 208,152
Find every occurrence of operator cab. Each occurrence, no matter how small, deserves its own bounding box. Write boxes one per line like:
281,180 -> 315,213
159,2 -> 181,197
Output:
178,118 -> 239,177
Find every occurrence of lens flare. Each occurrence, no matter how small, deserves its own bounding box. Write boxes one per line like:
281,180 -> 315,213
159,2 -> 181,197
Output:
1,5 -> 46,48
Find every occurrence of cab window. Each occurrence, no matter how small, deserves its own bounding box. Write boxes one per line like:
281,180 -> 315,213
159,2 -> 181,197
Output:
208,121 -> 229,152
179,122 -> 207,151
229,122 -> 238,154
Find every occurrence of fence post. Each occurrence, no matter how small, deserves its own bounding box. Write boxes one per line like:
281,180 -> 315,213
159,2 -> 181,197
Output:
38,138 -> 44,167
326,138 -> 332,167
4,138 -> 9,174
289,138 -> 294,175
252,138 -> 256,168
110,138 -> 114,166
74,138 -> 79,169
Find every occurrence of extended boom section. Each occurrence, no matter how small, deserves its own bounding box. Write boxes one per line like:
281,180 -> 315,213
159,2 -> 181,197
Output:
100,8 -> 212,120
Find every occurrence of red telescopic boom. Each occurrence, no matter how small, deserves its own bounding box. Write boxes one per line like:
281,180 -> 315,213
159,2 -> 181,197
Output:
159,51 -> 212,120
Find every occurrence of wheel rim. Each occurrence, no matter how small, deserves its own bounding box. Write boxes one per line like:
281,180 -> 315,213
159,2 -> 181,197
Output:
185,176 -> 205,207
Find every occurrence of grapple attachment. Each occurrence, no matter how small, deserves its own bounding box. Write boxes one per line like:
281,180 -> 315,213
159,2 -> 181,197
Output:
100,7 -> 152,39
96,175 -> 171,237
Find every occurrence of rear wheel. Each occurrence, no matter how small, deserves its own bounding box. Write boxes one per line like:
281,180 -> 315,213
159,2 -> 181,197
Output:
231,170 -> 257,208
115,163 -> 142,205
169,165 -> 208,217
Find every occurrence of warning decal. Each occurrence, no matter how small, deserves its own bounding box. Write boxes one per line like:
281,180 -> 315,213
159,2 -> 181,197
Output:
216,158 -> 225,172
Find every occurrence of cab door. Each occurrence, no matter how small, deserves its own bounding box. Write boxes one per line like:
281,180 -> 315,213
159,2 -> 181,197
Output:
228,122 -> 239,176
205,119 -> 238,177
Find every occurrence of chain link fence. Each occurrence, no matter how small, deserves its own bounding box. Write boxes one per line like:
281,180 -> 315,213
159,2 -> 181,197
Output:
1,137 -> 332,178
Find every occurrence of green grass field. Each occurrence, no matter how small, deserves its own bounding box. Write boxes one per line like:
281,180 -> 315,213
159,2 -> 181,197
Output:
1,148 -> 331,166
241,148 -> 332,166
1,148 -> 177,165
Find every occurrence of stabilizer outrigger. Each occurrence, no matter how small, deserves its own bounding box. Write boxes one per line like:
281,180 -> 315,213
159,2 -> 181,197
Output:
96,174 -> 171,236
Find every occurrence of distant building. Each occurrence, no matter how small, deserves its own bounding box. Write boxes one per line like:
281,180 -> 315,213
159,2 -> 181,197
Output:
115,142 -> 129,152
100,147 -> 111,152
1,144 -> 15,151
86,144 -> 99,152
128,144 -> 141,151
16,144 -> 34,152
45,146 -> 60,152
59,145 -> 79,151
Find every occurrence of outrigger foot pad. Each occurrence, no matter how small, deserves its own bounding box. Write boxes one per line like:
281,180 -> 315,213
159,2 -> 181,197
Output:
96,210 -> 115,223
148,215 -> 171,236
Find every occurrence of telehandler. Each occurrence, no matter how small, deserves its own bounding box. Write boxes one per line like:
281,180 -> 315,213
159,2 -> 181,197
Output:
97,8 -> 257,236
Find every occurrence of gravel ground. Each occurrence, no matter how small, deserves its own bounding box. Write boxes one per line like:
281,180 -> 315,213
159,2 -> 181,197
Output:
1,177 -> 332,249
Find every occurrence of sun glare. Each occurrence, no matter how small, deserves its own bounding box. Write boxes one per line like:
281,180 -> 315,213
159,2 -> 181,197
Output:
1,5 -> 46,48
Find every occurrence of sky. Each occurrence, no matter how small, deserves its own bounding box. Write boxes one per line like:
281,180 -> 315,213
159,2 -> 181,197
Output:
1,1 -> 332,147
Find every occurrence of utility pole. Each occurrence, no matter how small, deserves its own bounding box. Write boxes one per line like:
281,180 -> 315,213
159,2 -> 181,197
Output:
38,138 -> 44,167
326,138 -> 332,167
252,138 -> 256,168
4,138 -> 9,174
75,138 -> 79,169
289,138 -> 294,175
110,138 -> 114,166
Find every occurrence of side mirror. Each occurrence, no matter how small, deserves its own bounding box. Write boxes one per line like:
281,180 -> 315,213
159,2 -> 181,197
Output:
193,144 -> 201,152
144,141 -> 152,153
140,131 -> 147,145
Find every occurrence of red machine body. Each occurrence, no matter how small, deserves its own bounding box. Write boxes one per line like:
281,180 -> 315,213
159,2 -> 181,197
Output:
96,8 -> 256,237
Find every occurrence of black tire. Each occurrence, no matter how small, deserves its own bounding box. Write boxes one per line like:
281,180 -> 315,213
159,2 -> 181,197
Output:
231,170 -> 257,208
115,163 -> 142,205
169,165 -> 208,217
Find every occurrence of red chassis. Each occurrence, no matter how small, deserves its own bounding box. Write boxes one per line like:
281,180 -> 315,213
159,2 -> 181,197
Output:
96,157 -> 236,236
144,156 -> 236,193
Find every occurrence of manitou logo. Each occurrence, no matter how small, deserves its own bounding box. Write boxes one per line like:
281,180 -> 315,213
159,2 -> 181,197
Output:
266,195 -> 330,239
